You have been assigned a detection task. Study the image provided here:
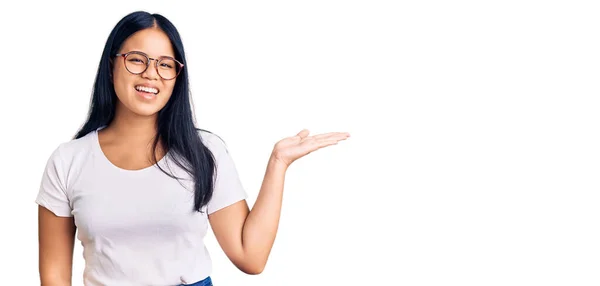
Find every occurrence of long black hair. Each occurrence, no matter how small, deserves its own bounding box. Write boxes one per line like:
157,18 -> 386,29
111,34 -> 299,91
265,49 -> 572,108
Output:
74,11 -> 215,212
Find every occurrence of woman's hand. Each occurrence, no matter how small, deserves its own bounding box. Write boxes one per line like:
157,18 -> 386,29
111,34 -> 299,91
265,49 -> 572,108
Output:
208,129 -> 349,273
271,129 -> 350,167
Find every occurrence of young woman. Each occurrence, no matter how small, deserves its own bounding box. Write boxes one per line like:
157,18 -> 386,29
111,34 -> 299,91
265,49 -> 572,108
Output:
36,11 -> 349,286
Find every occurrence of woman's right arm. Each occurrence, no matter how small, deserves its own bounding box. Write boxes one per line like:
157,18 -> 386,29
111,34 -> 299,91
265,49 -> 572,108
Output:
38,205 -> 76,286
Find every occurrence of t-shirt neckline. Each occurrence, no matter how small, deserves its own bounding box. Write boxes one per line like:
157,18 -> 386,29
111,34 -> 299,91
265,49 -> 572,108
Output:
92,127 -> 169,173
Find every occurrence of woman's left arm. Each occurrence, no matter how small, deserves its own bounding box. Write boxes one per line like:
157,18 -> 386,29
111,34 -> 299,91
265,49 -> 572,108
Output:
208,129 -> 350,274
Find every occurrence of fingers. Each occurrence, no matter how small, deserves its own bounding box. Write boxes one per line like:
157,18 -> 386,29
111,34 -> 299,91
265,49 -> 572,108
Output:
313,132 -> 346,139
293,130 -> 350,151
321,137 -> 347,144
313,132 -> 350,148
319,141 -> 339,148
312,132 -> 350,141
296,129 -> 310,140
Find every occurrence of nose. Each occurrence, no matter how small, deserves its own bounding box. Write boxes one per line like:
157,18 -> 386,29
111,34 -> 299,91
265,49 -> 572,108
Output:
141,58 -> 160,80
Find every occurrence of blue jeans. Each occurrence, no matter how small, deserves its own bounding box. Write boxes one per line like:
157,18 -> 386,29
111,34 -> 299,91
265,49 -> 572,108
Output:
179,276 -> 212,286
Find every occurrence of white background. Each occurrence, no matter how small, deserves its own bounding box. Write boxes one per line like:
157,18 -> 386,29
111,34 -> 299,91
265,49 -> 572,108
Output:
1,0 -> 599,285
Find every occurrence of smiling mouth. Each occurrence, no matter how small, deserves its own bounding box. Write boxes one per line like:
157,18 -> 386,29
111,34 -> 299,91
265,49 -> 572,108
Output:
135,85 -> 159,95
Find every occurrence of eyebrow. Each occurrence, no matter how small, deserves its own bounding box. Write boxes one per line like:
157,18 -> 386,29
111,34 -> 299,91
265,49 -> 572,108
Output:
127,50 -> 176,59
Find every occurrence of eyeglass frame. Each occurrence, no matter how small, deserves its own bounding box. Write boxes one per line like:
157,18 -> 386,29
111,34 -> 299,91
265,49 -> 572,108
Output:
114,51 -> 184,80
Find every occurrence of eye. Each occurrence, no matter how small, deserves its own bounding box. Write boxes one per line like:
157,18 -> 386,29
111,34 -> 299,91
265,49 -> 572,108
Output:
126,53 -> 147,65
159,58 -> 176,69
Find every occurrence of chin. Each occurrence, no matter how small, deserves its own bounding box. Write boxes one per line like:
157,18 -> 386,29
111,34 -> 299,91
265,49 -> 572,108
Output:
128,94 -> 169,116
131,106 -> 164,117
116,100 -> 164,117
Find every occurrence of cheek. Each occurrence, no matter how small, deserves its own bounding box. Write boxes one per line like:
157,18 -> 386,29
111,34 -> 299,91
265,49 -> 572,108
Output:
114,79 -> 131,97
113,68 -> 134,95
160,82 -> 176,99
112,62 -> 125,80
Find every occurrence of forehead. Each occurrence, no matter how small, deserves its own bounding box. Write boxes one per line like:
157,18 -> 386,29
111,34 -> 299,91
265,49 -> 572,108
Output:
119,28 -> 175,58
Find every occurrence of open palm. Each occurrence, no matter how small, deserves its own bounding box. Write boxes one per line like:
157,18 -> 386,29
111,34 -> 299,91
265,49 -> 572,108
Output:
272,129 -> 350,167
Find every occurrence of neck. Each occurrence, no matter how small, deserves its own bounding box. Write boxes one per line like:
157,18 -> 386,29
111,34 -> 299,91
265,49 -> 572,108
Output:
105,104 -> 159,145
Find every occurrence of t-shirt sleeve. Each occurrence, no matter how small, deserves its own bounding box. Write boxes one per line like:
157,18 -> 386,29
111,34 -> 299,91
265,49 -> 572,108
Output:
204,133 -> 248,215
35,144 -> 73,217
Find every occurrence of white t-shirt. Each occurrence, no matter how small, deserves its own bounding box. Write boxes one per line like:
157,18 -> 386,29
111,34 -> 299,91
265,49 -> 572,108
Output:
35,128 -> 247,286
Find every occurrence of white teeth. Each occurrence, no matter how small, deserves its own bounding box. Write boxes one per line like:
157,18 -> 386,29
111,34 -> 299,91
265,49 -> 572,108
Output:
135,86 -> 158,94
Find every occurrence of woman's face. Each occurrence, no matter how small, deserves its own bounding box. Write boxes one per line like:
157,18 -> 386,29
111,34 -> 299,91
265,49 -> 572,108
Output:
112,28 -> 178,117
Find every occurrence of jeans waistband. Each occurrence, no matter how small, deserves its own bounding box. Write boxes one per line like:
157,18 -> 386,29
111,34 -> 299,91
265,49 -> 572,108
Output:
179,276 -> 212,286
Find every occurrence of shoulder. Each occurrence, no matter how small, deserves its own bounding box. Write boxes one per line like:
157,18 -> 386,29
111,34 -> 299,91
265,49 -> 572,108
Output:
38,131 -> 96,194
62,131 -> 95,155
43,131 -> 96,170
197,129 -> 229,155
